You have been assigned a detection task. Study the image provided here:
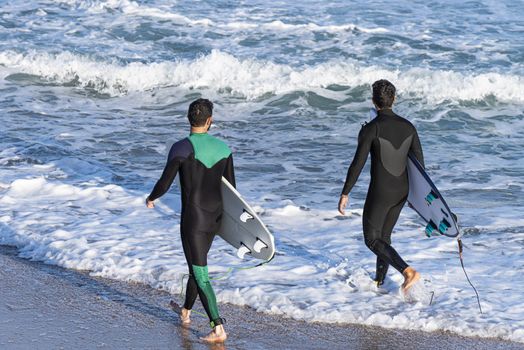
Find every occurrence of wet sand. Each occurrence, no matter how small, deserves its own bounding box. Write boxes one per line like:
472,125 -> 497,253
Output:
1,245 -> 522,350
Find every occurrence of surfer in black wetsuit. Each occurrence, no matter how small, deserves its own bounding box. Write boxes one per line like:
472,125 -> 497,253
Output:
146,98 -> 235,343
338,80 -> 424,292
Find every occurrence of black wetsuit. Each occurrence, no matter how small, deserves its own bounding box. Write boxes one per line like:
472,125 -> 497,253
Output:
148,132 -> 235,327
341,109 -> 424,284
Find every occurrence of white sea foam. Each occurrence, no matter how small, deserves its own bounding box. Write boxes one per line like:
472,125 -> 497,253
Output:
1,50 -> 523,104
56,0 -> 387,33
0,170 -> 523,343
83,0 -> 214,26
221,20 -> 388,34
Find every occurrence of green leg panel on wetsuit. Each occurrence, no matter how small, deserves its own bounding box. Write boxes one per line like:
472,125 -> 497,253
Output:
192,265 -> 220,324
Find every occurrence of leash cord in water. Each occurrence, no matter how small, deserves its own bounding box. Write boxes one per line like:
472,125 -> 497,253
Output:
458,238 -> 483,314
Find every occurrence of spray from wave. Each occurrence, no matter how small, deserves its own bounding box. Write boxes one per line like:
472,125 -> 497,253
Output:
1,49 -> 523,103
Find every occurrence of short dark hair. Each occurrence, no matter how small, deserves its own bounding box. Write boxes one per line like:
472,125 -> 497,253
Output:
372,79 -> 396,109
187,98 -> 213,127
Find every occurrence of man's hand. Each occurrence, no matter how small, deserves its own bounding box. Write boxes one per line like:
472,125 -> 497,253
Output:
146,197 -> 155,209
338,195 -> 349,215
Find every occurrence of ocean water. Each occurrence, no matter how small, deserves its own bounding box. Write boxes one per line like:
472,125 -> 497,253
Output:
1,0 -> 523,342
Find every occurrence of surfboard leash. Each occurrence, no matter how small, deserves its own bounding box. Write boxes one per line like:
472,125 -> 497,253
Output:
174,258 -> 274,319
176,258 -> 272,296
457,238 -> 483,314
209,258 -> 274,281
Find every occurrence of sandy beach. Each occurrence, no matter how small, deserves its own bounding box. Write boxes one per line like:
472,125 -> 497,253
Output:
1,245 -> 522,350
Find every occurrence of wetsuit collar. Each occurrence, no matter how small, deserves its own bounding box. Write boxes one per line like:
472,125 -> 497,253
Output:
377,108 -> 395,117
190,132 -> 208,136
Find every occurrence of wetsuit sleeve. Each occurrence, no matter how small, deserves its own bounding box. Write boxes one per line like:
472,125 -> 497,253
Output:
224,154 -> 236,188
410,130 -> 425,168
341,124 -> 374,196
148,155 -> 180,201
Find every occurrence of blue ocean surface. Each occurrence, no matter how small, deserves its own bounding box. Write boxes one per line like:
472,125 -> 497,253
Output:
0,0 -> 523,342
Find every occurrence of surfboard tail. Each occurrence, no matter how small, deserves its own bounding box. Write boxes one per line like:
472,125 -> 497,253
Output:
407,153 -> 460,238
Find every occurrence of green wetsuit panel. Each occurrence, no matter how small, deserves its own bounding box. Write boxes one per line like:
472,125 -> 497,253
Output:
189,133 -> 231,169
192,264 -> 220,323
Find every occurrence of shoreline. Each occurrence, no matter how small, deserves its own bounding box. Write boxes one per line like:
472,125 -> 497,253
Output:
1,244 -> 522,350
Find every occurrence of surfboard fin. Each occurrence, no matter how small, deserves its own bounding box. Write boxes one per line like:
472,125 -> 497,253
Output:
425,190 -> 439,205
438,219 -> 451,235
240,210 -> 254,223
237,243 -> 251,259
425,220 -> 439,237
253,238 -> 268,253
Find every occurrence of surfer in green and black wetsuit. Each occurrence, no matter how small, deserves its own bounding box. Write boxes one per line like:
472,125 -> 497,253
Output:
146,98 -> 235,343
338,79 -> 424,292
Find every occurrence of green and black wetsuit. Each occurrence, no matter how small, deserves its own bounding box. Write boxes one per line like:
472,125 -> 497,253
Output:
148,132 -> 235,327
341,109 -> 424,284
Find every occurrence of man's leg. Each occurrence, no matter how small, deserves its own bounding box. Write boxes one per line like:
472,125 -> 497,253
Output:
375,257 -> 389,286
180,229 -> 198,321
187,231 -> 219,322
363,197 -> 409,274
381,197 -> 421,291
364,223 -> 408,273
187,230 -> 227,342
375,197 -> 406,285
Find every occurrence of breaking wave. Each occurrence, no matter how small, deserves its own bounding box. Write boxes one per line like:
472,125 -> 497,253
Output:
1,49 -> 523,103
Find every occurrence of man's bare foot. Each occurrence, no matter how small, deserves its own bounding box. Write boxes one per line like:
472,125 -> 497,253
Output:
169,301 -> 191,325
201,325 -> 227,343
180,308 -> 191,325
402,266 -> 420,292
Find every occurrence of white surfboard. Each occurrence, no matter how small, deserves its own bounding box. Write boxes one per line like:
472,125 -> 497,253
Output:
407,153 -> 459,237
218,178 -> 275,261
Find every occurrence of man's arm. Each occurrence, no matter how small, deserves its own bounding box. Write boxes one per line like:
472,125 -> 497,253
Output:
147,155 -> 180,206
224,154 -> 236,188
341,124 -> 374,196
410,129 -> 425,168
339,124 -> 374,215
